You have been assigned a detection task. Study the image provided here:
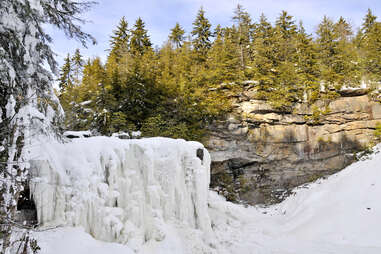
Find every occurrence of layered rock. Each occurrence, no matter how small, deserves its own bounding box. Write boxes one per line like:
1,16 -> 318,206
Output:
207,91 -> 381,205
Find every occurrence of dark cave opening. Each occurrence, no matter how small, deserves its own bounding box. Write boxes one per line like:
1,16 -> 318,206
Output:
16,186 -> 38,226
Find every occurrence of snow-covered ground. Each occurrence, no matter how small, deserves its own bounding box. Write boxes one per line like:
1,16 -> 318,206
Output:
31,138 -> 381,254
209,145 -> 381,254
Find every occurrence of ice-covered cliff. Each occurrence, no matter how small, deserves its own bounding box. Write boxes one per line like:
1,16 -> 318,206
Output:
29,137 -> 215,253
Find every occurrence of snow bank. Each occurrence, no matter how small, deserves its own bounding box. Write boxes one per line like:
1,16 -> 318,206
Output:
35,227 -> 134,254
30,137 -> 214,252
209,144 -> 381,254
63,130 -> 92,138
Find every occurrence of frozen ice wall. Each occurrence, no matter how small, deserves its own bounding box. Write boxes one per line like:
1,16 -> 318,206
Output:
29,137 -> 213,250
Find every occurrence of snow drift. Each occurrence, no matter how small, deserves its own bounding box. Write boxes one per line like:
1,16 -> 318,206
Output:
30,137 -> 214,252
209,145 -> 381,254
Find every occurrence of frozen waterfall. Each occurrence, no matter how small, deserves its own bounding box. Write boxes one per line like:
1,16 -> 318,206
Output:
29,137 -> 214,251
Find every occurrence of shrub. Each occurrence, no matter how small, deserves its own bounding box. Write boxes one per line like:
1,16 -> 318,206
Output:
140,114 -> 204,141
374,122 -> 381,141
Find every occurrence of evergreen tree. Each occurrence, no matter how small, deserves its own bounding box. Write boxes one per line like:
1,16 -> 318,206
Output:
169,22 -> 185,48
251,14 -> 277,99
75,58 -> 110,131
105,17 -> 131,121
361,21 -> 381,83
295,22 -> 320,102
130,18 -> 152,56
191,7 -> 213,62
274,10 -> 298,62
316,16 -> 344,90
317,16 -> 360,91
232,4 -> 253,69
207,26 -> 243,84
72,48 -> 84,86
273,11 -> 299,106
58,53 -> 74,93
109,16 -> 130,60
275,11 -> 297,39
362,8 -> 377,34
157,42 -> 177,94
316,16 -> 337,90
0,0 -> 95,252
335,16 -> 353,42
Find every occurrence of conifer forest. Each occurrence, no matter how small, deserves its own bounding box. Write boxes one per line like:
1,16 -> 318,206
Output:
58,7 -> 381,141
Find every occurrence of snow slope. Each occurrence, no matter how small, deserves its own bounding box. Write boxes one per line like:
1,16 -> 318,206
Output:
32,139 -> 381,254
209,145 -> 381,254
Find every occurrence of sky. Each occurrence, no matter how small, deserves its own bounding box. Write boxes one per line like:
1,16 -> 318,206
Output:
48,0 -> 381,70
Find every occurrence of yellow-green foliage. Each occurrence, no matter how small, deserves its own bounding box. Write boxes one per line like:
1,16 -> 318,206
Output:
57,8 -> 380,141
305,105 -> 331,125
375,122 -> 381,140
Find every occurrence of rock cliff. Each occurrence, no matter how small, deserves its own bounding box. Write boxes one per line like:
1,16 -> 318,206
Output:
207,88 -> 381,204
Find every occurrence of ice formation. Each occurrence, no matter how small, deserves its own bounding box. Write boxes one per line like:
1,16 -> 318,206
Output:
30,137 -> 214,252
30,138 -> 381,254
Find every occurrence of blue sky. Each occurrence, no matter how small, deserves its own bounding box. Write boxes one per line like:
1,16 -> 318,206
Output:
48,0 -> 380,69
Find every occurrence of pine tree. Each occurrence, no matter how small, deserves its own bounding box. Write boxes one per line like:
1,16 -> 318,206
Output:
130,18 -> 152,56
317,16 -> 359,91
362,9 -> 377,34
207,26 -> 243,84
77,58 -> 109,131
0,0 -> 95,252
275,11 -> 297,39
105,17 -> 131,123
335,16 -> 353,42
72,48 -> 84,86
251,14 -> 277,99
274,10 -> 298,62
109,16 -> 130,60
273,11 -> 300,106
169,22 -> 185,48
295,22 -> 320,102
316,16 -> 340,90
58,54 -> 77,131
58,53 -> 74,93
191,7 -> 213,62
232,4 -> 253,69
356,9 -> 380,84
361,21 -> 381,83
157,42 -> 177,94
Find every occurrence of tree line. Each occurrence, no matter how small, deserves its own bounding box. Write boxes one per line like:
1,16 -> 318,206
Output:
58,6 -> 381,141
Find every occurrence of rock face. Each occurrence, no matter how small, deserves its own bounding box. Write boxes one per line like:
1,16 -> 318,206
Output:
207,93 -> 381,205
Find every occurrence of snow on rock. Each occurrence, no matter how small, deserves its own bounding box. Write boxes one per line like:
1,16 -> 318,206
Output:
30,137 -> 215,253
63,130 -> 92,138
131,131 -> 142,138
111,132 -> 130,139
